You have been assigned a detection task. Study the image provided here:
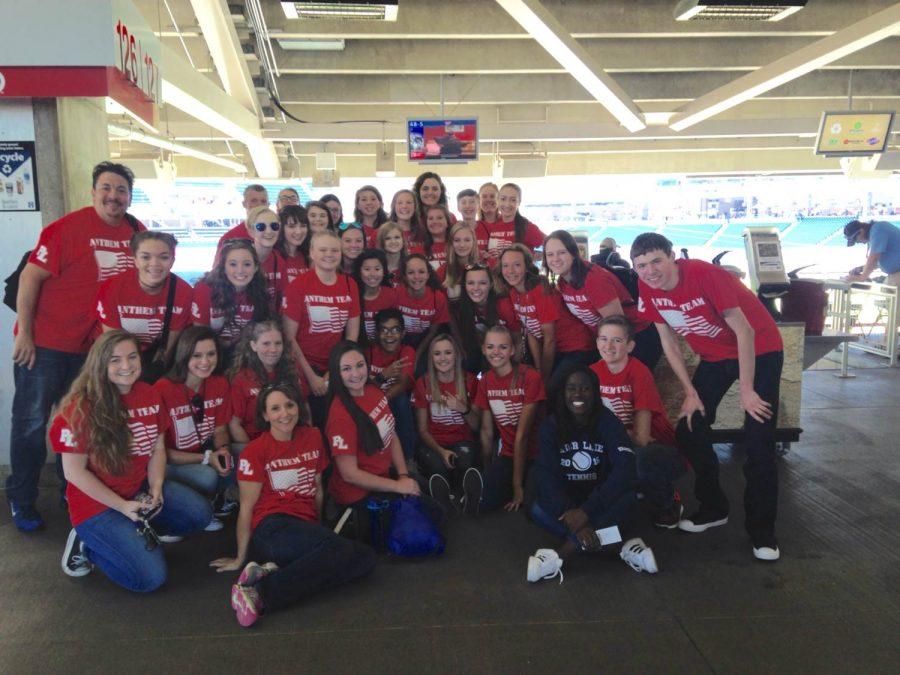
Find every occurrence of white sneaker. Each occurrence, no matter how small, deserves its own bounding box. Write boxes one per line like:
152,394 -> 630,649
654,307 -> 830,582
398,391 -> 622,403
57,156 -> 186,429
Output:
526,548 -> 564,584
620,538 -> 658,574
204,517 -> 224,532
157,534 -> 184,544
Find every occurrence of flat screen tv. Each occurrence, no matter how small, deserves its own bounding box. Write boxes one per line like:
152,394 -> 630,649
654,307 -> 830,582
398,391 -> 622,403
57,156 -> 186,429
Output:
814,111 -> 895,156
407,118 -> 478,163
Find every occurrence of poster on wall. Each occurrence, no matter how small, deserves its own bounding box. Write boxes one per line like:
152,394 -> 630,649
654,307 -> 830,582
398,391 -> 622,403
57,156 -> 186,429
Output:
0,141 -> 39,212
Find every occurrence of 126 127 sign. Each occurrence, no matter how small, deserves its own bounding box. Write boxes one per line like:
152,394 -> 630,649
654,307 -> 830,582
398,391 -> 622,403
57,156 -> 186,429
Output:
115,19 -> 159,104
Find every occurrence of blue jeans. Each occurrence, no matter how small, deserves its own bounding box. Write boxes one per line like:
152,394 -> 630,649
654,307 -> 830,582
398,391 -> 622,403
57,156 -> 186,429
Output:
7,347 -> 86,507
250,514 -> 375,611
389,392 -> 416,461
531,491 -> 636,546
166,463 -> 220,497
75,481 -> 212,593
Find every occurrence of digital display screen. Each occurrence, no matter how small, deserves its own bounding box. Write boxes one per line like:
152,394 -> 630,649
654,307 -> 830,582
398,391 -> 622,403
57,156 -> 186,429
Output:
408,118 -> 478,163
815,111 -> 895,156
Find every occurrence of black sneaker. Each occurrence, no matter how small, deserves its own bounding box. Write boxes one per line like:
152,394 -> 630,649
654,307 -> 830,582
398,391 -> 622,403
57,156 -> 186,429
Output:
213,492 -> 239,518
678,508 -> 729,533
751,532 -> 780,561
61,529 -> 92,578
429,474 -> 454,515
461,467 -> 483,517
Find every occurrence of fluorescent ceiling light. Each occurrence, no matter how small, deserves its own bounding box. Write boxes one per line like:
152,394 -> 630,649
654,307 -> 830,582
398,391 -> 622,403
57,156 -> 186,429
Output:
107,124 -> 248,173
277,38 -> 346,50
281,2 -> 398,21
670,3 -> 900,131
495,0 -> 645,133
674,1 -> 807,22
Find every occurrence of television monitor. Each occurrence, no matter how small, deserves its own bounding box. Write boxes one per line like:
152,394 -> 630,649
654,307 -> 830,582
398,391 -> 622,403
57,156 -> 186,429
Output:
814,111 -> 895,156
407,118 -> 478,163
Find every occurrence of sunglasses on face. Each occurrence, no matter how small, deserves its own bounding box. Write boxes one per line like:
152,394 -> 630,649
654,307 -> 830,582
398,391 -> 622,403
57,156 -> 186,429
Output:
254,221 -> 280,232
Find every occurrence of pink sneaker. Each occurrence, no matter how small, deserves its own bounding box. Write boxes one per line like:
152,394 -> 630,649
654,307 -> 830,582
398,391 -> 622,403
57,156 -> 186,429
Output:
231,584 -> 263,627
237,561 -> 279,587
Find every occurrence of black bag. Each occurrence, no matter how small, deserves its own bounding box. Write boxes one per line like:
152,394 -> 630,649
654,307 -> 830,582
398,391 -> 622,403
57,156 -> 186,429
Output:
3,213 -> 141,313
140,276 -> 179,384
600,261 -> 640,305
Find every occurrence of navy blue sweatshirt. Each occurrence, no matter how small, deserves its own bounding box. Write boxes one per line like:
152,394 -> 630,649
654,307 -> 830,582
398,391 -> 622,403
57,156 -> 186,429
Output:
534,410 -> 637,527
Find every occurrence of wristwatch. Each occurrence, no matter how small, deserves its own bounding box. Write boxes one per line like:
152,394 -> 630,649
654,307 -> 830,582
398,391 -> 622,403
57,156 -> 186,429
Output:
202,449 -> 212,465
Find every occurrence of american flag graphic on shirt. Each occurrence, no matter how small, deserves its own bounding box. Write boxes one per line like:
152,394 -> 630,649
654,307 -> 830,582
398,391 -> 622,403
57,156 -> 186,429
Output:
266,462 -> 317,495
513,300 -> 543,339
127,419 -> 158,457
600,394 -> 634,426
307,303 -> 350,334
489,397 -> 523,427
564,296 -> 600,328
173,410 -> 215,449
376,412 -> 396,448
429,401 -> 465,427
658,308 -> 724,339
120,317 -> 164,344
94,249 -> 133,282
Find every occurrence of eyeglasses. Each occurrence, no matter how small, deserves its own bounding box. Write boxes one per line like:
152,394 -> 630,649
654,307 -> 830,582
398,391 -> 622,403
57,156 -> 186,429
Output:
254,221 -> 280,232
379,326 -> 403,335
339,222 -> 364,232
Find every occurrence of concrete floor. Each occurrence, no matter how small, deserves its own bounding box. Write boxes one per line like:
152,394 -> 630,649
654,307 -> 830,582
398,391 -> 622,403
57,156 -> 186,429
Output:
2,368 -> 899,673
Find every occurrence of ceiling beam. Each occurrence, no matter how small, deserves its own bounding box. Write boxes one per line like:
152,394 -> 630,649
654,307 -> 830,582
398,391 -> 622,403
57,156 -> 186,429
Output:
160,43 -> 281,177
188,0 -> 260,114
669,3 -> 900,131
494,0 -> 645,131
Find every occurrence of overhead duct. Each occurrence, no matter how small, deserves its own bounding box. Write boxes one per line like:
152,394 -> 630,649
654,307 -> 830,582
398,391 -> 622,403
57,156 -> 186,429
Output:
674,1 -> 807,22
280,1 -> 398,21
316,152 -> 338,170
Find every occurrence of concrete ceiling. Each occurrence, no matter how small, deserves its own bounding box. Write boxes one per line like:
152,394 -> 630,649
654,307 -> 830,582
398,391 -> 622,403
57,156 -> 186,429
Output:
117,0 -> 900,177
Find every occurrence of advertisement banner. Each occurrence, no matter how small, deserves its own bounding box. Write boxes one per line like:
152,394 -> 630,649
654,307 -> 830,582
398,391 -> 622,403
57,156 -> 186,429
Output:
0,141 -> 39,212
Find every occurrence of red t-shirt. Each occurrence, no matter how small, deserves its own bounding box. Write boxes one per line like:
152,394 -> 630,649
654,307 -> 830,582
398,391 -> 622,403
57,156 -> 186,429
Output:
50,382 -> 168,526
283,251 -> 308,284
590,358 -> 676,446
191,281 -> 258,341
21,207 -> 144,353
96,270 -> 193,351
368,344 -> 415,392
326,385 -> 396,505
638,259 -> 783,361
154,375 -> 231,453
230,368 -> 300,441
395,285 -> 450,338
238,427 -> 328,531
509,284 -> 558,340
412,373 -> 478,447
361,286 -> 398,341
476,219 -> 545,265
259,250 -> 288,306
557,265 -> 648,334
425,241 -> 447,269
217,222 -> 250,248
474,365 -> 546,458
474,295 -> 520,331
282,271 -> 360,371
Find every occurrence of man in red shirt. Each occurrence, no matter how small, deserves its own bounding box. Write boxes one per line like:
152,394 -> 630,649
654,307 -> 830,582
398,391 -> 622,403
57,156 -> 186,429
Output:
216,184 -> 269,248
9,162 -> 144,532
631,233 -> 784,562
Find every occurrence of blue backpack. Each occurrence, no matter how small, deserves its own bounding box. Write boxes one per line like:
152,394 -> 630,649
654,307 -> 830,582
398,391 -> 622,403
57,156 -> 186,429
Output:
386,497 -> 445,558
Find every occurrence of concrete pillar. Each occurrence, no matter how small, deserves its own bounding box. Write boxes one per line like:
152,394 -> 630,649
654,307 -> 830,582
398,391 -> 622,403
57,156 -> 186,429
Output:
0,96 -> 109,471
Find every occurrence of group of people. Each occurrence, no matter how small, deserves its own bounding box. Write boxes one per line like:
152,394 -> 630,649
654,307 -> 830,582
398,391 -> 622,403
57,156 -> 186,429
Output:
8,161 -> 791,628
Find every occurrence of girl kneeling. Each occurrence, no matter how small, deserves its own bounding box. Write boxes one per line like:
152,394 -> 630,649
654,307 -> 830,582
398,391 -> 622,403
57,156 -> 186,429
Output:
53,330 -> 212,591
211,383 -> 375,627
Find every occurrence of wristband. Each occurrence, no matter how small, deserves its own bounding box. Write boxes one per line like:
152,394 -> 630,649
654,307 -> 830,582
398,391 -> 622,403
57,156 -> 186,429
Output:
202,449 -> 212,466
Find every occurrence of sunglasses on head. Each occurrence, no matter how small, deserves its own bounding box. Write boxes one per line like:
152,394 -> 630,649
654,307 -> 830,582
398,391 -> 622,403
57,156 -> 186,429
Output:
339,222 -> 364,232
190,394 -> 204,426
254,221 -> 280,232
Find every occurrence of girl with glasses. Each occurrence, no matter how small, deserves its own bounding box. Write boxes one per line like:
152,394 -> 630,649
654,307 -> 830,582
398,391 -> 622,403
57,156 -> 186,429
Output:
246,206 -> 287,310
211,382 -> 375,628
275,204 -> 310,284
53,330 -> 212,589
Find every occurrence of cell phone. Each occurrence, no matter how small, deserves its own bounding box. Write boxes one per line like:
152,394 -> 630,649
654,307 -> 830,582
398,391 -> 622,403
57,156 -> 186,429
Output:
217,452 -> 233,472
595,525 -> 622,546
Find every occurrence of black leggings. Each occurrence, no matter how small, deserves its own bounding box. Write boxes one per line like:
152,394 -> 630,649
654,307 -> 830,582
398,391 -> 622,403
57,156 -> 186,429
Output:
416,441 -> 478,493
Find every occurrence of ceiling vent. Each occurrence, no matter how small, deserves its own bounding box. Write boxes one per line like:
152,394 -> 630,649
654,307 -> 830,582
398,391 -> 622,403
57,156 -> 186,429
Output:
281,1 -> 398,21
674,1 -> 807,21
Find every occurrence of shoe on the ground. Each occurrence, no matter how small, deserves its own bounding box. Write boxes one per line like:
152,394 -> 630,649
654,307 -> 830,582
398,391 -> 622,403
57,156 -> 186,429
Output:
231,584 -> 264,627
620,538 -> 658,574
654,502 -> 683,529
236,561 -> 279,590
157,534 -> 184,544
61,529 -> 92,578
204,517 -> 224,532
678,508 -> 729,533
751,533 -> 781,562
213,493 -> 239,518
461,467 -> 483,517
526,548 -> 564,584
10,502 -> 45,533
429,474 -> 454,514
